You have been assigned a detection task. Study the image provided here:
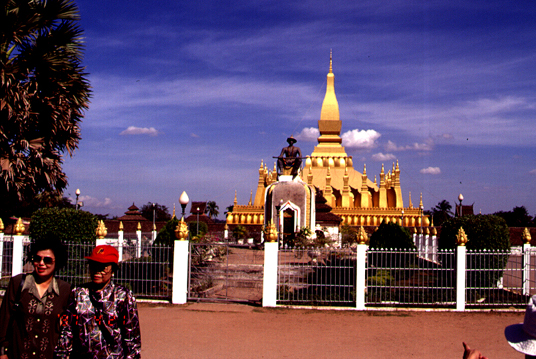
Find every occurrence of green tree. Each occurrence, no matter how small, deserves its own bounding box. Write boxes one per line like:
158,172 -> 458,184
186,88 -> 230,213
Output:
205,201 -> 219,219
493,206 -> 534,227
30,208 -> 97,243
0,0 -> 91,220
155,217 -> 179,245
369,221 -> 415,250
232,225 -> 248,240
140,202 -> 171,222
188,221 -> 208,240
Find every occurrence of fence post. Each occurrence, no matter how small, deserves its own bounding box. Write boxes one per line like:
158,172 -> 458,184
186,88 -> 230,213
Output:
172,219 -> 190,304
456,227 -> 468,311
136,222 -> 142,258
118,224 -> 124,263
356,243 -> 368,310
355,226 -> 369,310
263,223 -> 279,307
172,239 -> 189,304
522,228 -> 532,296
12,218 -> 25,277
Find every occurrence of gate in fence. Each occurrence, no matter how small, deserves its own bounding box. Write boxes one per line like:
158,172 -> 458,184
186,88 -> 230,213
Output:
188,243 -> 263,304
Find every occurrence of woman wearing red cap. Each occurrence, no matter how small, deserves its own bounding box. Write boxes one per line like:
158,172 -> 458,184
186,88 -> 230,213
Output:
55,245 -> 141,358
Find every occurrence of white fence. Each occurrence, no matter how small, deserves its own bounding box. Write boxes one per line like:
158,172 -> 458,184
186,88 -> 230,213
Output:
1,229 -> 534,309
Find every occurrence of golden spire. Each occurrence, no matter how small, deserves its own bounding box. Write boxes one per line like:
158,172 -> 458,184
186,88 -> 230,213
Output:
119,221 -> 124,231
172,204 -> 176,219
248,190 -> 252,206
234,190 -> 237,206
312,51 -> 345,157
419,193 -> 423,209
408,192 -> 413,208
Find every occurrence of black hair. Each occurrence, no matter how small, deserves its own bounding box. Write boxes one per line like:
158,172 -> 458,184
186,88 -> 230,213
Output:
30,235 -> 68,270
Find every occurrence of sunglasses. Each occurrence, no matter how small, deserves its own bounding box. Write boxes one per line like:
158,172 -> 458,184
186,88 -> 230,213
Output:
32,255 -> 55,265
88,262 -> 112,273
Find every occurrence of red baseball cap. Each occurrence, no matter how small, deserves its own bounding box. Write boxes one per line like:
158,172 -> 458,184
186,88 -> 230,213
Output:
85,245 -> 119,264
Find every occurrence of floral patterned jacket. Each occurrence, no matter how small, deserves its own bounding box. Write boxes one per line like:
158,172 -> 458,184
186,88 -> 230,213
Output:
54,281 -> 141,359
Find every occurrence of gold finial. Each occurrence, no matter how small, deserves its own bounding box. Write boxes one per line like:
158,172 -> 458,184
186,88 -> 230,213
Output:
329,49 -> 333,73
137,222 -> 141,231
96,220 -> 107,239
419,193 -> 423,209
119,221 -> 124,231
153,223 -> 156,231
408,191 -> 413,208
248,190 -> 252,206
172,204 -> 176,219
357,226 -> 369,245
363,163 -> 367,174
263,221 -> 278,242
523,227 -> 532,245
396,159 -> 399,171
374,175 -> 377,185
456,227 -> 468,246
0,218 -> 3,232
14,217 -> 25,235
174,218 -> 189,240
224,223 -> 228,231
234,190 -> 237,206
381,163 -> 385,175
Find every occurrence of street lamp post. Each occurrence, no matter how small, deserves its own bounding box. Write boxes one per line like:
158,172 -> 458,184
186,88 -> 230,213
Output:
179,191 -> 189,219
196,207 -> 200,237
458,193 -> 464,217
75,189 -> 80,210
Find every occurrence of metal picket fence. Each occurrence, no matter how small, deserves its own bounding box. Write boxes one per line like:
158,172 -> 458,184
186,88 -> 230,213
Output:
277,248 -> 356,305
366,248 -> 456,307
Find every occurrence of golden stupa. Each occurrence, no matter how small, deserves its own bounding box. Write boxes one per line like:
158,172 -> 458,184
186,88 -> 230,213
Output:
226,54 -> 430,230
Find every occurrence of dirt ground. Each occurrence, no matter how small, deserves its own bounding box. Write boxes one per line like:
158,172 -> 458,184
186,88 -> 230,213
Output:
138,302 -> 526,359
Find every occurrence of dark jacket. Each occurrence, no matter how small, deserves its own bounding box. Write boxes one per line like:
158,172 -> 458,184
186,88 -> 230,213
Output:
0,273 -> 71,359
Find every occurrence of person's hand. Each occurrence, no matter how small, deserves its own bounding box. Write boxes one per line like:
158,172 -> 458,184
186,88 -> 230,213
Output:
463,342 -> 488,359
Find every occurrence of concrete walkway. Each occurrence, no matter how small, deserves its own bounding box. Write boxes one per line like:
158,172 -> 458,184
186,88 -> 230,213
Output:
139,301 -> 525,358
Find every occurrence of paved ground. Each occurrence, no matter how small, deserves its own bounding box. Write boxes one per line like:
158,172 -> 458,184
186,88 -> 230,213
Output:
138,301 -> 526,358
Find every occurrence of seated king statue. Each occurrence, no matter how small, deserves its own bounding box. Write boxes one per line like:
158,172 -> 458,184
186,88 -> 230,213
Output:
277,136 -> 302,178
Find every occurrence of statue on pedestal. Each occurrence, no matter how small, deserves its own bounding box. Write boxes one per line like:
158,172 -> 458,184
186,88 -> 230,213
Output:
277,136 -> 302,178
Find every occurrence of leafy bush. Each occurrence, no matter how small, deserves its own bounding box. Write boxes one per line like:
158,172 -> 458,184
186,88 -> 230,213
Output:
341,224 -> 357,247
188,221 -> 208,239
369,221 -> 415,250
30,208 -> 97,242
439,215 -> 510,289
438,215 -> 510,251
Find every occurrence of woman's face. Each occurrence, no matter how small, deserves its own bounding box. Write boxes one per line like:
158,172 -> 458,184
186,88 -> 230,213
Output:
88,261 -> 113,287
32,249 -> 56,279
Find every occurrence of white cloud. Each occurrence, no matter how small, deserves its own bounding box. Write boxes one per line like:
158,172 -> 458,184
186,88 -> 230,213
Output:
420,167 -> 441,175
530,169 -> 536,175
371,152 -> 396,161
341,129 -> 381,149
295,127 -> 320,142
78,196 -> 113,208
385,138 -> 434,152
119,126 -> 160,136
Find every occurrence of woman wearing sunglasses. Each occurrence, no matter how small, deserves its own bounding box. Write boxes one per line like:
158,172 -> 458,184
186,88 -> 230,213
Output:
55,245 -> 141,358
0,236 -> 71,359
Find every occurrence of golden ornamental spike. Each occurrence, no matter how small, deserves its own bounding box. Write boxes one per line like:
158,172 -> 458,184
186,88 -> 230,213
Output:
456,227 -> 468,246
357,226 -> 369,245
0,218 -> 3,232
137,222 -> 141,231
14,217 -> 25,235
523,227 -> 532,245
174,218 -> 189,240
118,221 -> 124,231
96,220 -> 108,239
263,221 -> 278,243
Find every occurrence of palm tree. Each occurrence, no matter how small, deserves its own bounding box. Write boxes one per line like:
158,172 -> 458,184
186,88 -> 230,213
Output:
205,201 -> 219,219
0,0 -> 91,217
431,200 -> 454,226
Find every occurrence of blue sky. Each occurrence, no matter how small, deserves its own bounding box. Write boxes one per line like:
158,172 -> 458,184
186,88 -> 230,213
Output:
63,0 -> 536,219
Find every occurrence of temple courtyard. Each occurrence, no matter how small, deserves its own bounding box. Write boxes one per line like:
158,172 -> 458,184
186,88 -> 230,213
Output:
138,301 -> 524,358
